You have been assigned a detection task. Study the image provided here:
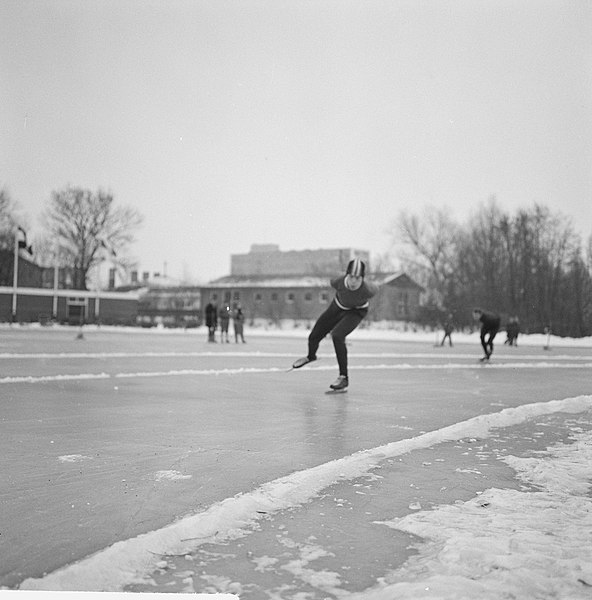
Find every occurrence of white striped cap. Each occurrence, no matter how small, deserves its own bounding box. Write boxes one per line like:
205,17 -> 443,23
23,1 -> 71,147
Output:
346,258 -> 365,277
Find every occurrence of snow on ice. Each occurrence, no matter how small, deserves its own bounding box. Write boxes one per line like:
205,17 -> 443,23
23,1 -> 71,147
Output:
16,395 -> 592,598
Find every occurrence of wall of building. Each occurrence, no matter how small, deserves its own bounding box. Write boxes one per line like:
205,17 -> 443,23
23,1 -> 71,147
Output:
230,246 -> 370,277
137,288 -> 201,327
372,284 -> 423,321
0,287 -> 139,325
202,285 -> 335,323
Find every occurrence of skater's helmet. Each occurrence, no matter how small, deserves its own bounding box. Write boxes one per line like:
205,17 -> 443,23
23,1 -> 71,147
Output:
346,258 -> 365,278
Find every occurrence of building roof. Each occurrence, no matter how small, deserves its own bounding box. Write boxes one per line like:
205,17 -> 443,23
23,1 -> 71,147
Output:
380,272 -> 426,291
206,275 -> 332,288
206,272 -> 425,291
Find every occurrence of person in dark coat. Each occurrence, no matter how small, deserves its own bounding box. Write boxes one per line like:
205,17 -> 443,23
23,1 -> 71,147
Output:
233,305 -> 246,343
472,308 -> 501,361
219,305 -> 231,343
440,314 -> 454,347
205,302 -> 217,342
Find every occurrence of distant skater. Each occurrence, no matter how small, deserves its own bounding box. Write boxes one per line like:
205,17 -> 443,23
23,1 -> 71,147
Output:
440,314 -> 454,347
292,258 -> 379,391
504,316 -> 520,346
473,308 -> 501,361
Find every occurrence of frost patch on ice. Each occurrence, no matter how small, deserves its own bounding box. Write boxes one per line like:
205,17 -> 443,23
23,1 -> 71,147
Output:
280,538 -> 342,595
198,574 -> 243,595
58,454 -> 92,463
252,555 -> 279,572
361,429 -> 592,599
154,470 -> 192,481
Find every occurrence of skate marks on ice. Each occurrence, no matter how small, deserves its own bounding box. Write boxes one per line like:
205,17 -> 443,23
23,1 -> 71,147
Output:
19,394 -> 592,593
3,356 -> 592,385
2,350 -> 592,362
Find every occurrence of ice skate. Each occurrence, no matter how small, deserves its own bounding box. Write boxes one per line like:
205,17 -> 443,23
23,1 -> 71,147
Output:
292,356 -> 317,369
328,375 -> 348,392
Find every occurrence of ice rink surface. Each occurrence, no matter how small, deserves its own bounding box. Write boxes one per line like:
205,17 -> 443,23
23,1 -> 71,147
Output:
1,325 -> 591,598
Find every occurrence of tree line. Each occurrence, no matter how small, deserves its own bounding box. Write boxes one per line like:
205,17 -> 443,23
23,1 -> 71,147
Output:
0,185 -> 143,291
395,198 -> 592,337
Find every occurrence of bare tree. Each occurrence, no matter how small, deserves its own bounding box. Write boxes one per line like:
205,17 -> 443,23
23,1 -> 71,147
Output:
395,205 -> 459,308
0,186 -> 18,249
43,186 -> 143,290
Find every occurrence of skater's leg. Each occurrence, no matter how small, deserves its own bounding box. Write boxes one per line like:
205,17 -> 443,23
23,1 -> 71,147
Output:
331,310 -> 365,377
487,330 -> 498,356
307,302 -> 343,360
480,329 -> 489,357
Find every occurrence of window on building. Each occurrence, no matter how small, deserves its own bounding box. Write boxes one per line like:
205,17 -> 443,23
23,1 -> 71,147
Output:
397,291 -> 409,316
211,293 -> 218,302
320,291 -> 329,304
271,292 -> 278,302
233,291 -> 240,302
286,292 -> 295,304
304,292 -> 313,302
255,293 -> 262,304
224,291 -> 231,304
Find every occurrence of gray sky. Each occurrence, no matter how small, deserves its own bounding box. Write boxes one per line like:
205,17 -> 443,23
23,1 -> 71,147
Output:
2,0 -> 591,283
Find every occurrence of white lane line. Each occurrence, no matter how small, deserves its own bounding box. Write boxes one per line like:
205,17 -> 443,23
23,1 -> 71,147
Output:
0,373 -> 111,384
2,351 -> 591,361
19,395 -> 592,592
0,351 -> 296,359
2,362 -> 592,385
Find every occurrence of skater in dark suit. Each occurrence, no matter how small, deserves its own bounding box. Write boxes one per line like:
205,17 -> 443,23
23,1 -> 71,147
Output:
473,308 -> 501,361
292,258 -> 379,391
504,316 -> 520,346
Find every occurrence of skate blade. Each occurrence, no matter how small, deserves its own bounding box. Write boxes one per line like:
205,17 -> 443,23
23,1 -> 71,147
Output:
325,388 -> 348,394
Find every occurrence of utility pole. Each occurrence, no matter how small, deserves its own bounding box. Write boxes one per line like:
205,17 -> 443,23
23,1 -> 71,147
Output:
12,227 -> 33,323
11,231 -> 19,323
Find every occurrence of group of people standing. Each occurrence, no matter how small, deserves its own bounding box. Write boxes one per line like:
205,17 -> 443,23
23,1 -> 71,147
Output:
204,302 -> 246,344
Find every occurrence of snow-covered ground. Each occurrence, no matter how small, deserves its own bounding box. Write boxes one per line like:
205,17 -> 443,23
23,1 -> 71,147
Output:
3,318 -> 592,349
1,324 -> 591,599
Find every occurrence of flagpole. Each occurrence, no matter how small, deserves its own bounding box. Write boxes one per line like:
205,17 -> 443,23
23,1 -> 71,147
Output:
53,248 -> 59,320
12,230 -> 20,322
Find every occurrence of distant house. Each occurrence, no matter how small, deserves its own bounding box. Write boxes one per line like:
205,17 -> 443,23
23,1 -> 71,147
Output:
201,275 -> 334,323
371,272 -> 425,321
0,248 -> 139,324
137,286 -> 201,328
200,245 -> 424,324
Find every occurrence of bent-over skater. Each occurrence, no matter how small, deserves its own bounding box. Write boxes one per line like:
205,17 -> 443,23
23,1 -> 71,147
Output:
292,258 -> 379,391
473,308 -> 501,361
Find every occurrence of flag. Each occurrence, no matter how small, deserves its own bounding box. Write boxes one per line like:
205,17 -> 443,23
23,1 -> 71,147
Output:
17,226 -> 33,254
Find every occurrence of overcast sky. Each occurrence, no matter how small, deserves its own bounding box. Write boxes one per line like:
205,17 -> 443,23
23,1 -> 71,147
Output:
2,0 -> 591,283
